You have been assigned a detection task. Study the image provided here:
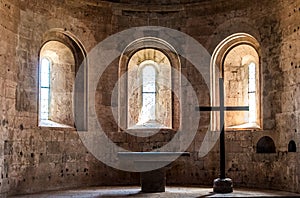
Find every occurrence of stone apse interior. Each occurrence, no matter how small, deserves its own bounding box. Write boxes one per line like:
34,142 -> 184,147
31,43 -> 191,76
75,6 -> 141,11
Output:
0,0 -> 300,195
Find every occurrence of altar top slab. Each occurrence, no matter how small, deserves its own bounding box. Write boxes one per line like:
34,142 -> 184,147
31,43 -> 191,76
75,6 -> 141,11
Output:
118,152 -> 190,161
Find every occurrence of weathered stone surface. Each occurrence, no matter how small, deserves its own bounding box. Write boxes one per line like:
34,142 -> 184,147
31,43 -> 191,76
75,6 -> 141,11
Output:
0,0 -> 299,196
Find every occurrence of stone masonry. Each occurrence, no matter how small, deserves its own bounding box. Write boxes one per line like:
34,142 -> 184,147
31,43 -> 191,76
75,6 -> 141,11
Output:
0,0 -> 299,196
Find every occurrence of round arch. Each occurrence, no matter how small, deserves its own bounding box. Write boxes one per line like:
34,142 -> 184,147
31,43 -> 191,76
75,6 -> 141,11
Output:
40,29 -> 87,73
211,32 -> 261,77
119,37 -> 180,76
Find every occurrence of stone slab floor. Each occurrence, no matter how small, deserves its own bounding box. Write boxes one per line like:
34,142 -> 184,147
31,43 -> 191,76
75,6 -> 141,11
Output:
9,186 -> 300,198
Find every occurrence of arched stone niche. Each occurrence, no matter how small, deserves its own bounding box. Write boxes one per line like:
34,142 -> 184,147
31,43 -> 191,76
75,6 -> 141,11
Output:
288,140 -> 296,152
256,136 -> 276,153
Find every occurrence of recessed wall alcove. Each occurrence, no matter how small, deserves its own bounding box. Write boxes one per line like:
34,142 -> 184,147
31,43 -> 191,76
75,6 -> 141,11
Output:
256,136 -> 276,153
288,140 -> 296,152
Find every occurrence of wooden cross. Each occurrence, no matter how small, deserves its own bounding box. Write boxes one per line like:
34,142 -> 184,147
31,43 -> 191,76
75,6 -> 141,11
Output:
196,78 -> 249,180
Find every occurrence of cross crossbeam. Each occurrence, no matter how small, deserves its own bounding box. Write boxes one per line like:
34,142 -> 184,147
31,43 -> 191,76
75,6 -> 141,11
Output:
196,106 -> 249,111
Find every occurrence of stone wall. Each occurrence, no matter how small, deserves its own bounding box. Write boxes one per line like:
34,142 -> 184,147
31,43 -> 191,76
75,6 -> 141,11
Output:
0,0 -> 299,196
3,0 -> 138,196
276,0 -> 300,192
0,0 -> 20,194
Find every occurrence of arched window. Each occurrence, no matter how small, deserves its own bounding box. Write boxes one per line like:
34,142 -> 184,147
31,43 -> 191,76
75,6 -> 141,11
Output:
127,51 -> 172,129
38,30 -> 87,130
248,62 -> 256,123
211,33 -> 261,130
39,58 -> 51,120
139,64 -> 157,124
39,41 -> 75,127
119,38 -> 181,131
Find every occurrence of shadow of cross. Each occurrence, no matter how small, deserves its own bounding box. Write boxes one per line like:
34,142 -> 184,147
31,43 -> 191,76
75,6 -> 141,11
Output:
195,78 -> 249,193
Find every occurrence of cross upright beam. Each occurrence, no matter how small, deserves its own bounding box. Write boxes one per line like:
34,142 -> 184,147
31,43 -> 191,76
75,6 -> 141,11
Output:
219,77 -> 225,179
196,78 -> 249,193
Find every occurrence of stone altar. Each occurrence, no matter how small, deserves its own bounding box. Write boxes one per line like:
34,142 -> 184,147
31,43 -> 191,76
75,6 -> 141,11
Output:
118,152 -> 190,193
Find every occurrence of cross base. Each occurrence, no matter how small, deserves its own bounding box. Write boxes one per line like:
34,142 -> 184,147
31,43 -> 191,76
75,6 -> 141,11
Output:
213,178 -> 233,193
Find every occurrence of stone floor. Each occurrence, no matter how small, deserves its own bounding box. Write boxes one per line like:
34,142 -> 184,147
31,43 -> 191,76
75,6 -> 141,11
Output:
9,186 -> 300,198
